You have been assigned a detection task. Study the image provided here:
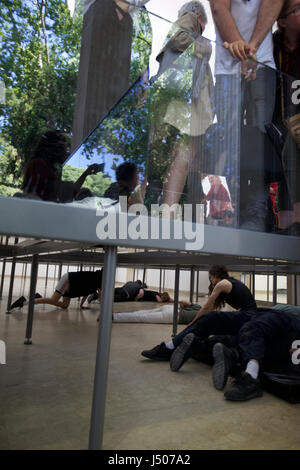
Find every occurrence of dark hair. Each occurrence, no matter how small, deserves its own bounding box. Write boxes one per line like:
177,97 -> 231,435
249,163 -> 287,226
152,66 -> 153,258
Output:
278,0 -> 292,18
160,292 -> 170,302
22,129 -> 69,192
208,265 -> 229,279
32,130 -> 69,162
208,265 -> 229,310
116,161 -> 137,184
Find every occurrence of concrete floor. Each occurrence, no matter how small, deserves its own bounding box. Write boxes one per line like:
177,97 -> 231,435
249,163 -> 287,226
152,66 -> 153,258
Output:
0,295 -> 300,450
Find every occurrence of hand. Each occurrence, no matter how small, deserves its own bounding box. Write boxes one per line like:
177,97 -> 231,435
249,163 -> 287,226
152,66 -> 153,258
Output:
179,301 -> 190,308
223,40 -> 249,61
85,163 -> 103,175
241,58 -> 257,81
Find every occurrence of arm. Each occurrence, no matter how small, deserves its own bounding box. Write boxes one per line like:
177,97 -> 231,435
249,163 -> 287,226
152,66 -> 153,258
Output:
210,0 -> 249,60
73,164 -> 102,194
80,296 -> 90,310
249,0 -> 284,52
188,280 -> 231,324
156,12 -> 200,76
135,289 -> 144,301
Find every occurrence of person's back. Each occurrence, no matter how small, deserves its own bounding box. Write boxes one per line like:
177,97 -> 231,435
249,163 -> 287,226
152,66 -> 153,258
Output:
67,270 -> 103,298
123,281 -> 143,300
224,277 -> 257,311
140,290 -> 160,302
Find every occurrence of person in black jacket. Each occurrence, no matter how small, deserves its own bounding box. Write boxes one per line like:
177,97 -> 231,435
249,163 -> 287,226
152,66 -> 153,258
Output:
9,269 -> 103,311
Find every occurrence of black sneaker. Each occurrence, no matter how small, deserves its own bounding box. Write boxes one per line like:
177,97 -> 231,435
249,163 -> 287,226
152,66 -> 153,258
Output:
212,343 -> 238,391
224,372 -> 263,401
141,343 -> 173,361
170,333 -> 195,372
88,292 -> 98,304
35,293 -> 42,299
9,296 -> 27,310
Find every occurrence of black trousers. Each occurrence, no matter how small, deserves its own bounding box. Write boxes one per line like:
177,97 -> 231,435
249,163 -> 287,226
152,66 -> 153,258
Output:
172,309 -> 256,348
177,309 -> 300,370
238,311 -> 300,367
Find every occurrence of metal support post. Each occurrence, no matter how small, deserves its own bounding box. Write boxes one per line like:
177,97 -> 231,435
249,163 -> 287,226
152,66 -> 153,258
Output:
24,255 -> 39,345
6,238 -> 18,312
88,245 -> 117,450
273,271 -> 277,306
190,266 -> 195,303
172,265 -> 180,337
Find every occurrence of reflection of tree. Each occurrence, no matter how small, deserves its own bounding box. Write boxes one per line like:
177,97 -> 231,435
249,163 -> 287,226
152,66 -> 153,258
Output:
79,46 -> 193,207
0,0 -> 83,191
62,165 -> 112,196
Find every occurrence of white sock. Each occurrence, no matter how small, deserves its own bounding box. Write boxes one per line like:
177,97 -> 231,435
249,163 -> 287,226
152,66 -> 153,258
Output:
245,360 -> 259,380
165,340 -> 175,350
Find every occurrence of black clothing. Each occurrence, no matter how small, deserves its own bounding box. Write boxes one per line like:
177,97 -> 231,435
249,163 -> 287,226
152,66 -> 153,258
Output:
225,277 -> 257,311
103,182 -> 132,201
238,309 -> 300,367
140,290 -> 160,302
123,281 -> 142,300
114,287 -> 129,302
64,270 -> 103,298
114,282 -> 142,302
172,309 -> 257,348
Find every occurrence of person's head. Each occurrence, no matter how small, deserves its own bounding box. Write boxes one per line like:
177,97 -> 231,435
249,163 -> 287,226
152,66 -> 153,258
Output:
208,265 -> 229,310
32,130 -> 69,165
277,0 -> 300,35
208,174 -> 221,186
208,265 -> 229,287
178,1 -> 207,32
136,280 -> 143,286
116,161 -> 139,190
160,292 -> 170,302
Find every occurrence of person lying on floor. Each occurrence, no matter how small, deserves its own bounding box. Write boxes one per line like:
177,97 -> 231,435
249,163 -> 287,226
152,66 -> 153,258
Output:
89,280 -> 145,305
112,302 -> 202,323
141,264 -> 258,361
208,307 -> 300,401
138,289 -> 191,307
9,269 -> 103,311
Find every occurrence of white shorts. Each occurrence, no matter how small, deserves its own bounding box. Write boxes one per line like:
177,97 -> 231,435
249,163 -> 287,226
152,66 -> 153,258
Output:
55,273 -> 70,296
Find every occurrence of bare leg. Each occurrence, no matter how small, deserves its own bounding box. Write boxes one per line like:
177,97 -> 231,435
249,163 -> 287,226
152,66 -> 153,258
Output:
277,210 -> 293,229
34,291 -> 71,309
162,143 -> 189,215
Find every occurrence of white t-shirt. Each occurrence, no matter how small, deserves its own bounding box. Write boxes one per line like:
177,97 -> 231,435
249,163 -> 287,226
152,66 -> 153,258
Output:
215,0 -> 275,75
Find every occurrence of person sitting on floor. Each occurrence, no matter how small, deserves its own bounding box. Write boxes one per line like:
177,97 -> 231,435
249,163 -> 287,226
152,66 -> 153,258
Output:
22,129 -> 103,203
141,264 -> 257,361
9,269 -> 103,311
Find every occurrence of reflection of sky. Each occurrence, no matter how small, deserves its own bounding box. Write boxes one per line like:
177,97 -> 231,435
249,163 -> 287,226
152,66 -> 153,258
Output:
67,149 -> 125,181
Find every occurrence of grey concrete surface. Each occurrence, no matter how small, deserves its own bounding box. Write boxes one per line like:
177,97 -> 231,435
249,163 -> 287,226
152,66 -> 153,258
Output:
0,296 -> 299,450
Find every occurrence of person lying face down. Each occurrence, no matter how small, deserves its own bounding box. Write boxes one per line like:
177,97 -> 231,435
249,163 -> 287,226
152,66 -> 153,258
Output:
138,290 -> 191,308
9,269 -> 103,311
138,290 -> 171,303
